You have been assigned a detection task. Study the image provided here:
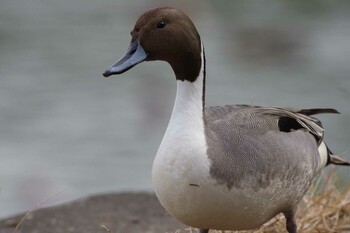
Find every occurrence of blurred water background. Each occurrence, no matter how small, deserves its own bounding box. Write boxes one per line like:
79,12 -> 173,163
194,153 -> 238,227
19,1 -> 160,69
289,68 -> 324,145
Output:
0,0 -> 349,218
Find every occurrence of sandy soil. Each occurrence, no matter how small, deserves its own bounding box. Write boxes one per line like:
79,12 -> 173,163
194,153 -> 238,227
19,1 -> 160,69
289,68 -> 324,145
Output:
0,192 -> 187,233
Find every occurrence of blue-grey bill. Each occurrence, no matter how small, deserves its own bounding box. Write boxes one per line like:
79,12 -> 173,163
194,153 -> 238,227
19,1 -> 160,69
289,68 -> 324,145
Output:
103,40 -> 148,77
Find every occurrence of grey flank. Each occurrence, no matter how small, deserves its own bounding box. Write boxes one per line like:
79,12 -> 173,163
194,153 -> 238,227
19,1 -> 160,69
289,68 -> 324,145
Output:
204,105 -> 336,190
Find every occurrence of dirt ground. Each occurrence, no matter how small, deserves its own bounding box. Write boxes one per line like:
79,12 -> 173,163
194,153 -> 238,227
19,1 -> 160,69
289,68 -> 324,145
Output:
0,192 -> 188,233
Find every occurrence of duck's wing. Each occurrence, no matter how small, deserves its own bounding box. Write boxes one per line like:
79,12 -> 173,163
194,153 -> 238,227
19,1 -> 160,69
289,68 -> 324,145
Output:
206,105 -> 339,144
204,105 -> 345,190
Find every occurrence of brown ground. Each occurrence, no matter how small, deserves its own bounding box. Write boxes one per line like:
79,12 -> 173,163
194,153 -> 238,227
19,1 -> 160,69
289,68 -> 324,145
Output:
0,192 -> 187,233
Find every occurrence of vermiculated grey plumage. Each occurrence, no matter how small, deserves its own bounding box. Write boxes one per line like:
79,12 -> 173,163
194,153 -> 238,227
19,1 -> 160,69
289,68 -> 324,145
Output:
204,105 -> 339,190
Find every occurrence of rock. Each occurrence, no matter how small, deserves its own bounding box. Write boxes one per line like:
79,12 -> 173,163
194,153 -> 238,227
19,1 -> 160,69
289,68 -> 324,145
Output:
0,192 -> 186,233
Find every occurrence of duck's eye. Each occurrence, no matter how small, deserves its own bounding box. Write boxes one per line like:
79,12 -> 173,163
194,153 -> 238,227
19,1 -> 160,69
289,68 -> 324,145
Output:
156,21 -> 166,29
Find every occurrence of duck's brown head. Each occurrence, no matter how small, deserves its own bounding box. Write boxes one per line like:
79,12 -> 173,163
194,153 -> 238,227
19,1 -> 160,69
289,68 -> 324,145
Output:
103,7 -> 202,81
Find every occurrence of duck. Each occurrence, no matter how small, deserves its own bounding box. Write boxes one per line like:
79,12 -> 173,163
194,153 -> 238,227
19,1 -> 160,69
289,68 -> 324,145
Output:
103,7 -> 349,233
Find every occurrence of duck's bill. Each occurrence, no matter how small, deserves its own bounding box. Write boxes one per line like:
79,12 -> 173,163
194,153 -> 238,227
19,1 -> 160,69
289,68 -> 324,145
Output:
103,40 -> 148,77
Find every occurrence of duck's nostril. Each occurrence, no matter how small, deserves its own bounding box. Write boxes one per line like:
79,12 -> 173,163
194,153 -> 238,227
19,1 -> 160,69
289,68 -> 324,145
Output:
129,48 -> 137,55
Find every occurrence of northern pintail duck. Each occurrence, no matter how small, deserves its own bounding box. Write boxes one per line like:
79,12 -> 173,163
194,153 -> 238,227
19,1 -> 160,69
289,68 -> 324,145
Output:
103,7 -> 349,233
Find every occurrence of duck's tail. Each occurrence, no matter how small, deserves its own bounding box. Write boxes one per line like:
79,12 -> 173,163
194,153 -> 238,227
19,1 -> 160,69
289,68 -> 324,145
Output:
328,153 -> 350,166
319,141 -> 349,167
299,108 -> 349,167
